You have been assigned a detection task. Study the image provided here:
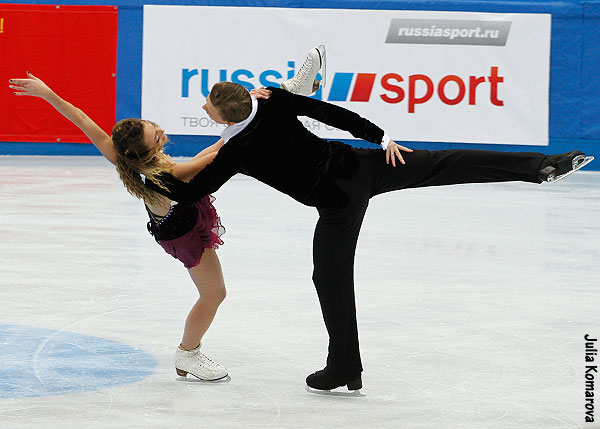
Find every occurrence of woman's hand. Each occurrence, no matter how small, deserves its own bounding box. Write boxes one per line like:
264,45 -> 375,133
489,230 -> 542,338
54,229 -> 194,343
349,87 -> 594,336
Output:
9,71 -> 52,99
386,140 -> 413,167
249,87 -> 271,99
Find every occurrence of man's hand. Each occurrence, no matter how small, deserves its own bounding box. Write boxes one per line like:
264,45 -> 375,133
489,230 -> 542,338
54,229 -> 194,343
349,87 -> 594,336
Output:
249,87 -> 271,99
9,71 -> 52,99
386,140 -> 413,167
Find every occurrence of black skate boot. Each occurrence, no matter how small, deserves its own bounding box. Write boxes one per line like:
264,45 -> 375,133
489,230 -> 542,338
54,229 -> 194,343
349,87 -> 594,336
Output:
538,150 -> 594,182
306,368 -> 362,392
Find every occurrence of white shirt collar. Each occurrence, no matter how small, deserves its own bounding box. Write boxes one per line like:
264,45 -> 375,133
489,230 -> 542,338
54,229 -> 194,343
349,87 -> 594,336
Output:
220,96 -> 258,143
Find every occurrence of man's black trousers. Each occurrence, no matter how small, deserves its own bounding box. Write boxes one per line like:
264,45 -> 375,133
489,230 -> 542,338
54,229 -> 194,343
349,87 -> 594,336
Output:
312,148 -> 546,378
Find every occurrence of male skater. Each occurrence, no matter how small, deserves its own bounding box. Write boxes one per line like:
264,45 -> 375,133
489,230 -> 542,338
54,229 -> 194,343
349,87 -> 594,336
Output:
146,70 -> 593,392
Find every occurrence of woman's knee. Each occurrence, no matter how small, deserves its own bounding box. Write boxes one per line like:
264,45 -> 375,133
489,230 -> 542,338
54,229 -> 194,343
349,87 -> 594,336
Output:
213,283 -> 227,305
201,282 -> 226,307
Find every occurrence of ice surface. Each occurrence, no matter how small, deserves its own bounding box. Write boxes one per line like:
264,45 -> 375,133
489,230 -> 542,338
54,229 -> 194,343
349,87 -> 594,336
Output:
1,156 -> 598,428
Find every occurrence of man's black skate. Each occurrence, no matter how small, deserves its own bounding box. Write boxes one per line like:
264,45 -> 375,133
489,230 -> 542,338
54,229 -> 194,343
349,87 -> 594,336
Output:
538,150 -> 594,182
306,368 -> 362,391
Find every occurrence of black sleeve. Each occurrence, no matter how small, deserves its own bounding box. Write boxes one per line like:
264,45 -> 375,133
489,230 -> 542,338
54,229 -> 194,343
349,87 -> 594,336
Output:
267,87 -> 385,145
145,148 -> 240,205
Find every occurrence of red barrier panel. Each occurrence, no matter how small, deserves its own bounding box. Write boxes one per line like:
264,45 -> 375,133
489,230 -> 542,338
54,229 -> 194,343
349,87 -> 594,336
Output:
0,4 -> 118,143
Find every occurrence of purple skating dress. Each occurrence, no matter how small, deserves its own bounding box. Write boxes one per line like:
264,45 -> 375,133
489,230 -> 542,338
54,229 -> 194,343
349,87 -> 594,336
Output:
146,195 -> 225,269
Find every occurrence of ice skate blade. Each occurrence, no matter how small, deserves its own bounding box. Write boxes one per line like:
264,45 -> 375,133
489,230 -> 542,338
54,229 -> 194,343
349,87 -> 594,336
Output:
548,155 -> 594,183
176,371 -> 231,383
317,44 -> 327,89
305,385 -> 365,397
306,45 -> 327,96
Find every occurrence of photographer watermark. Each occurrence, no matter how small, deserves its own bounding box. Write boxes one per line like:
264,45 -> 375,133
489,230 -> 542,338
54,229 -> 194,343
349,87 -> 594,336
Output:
585,334 -> 597,423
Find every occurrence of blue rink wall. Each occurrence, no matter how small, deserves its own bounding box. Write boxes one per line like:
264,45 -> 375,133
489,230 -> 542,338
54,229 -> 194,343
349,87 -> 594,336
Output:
2,0 -> 600,170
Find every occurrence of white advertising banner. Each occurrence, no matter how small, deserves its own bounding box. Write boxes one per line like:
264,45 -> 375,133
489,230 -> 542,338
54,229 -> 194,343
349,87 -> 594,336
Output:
142,6 -> 551,145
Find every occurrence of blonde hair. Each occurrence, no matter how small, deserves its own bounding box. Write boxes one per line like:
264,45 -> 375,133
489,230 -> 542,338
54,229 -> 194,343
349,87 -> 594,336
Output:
111,118 -> 173,206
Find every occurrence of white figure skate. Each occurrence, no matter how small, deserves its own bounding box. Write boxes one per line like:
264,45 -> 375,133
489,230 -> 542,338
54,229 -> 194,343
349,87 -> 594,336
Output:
281,45 -> 327,96
174,343 -> 228,381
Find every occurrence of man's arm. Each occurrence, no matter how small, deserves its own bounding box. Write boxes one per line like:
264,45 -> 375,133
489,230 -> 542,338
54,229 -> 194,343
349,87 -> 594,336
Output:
266,87 -> 412,165
266,87 -> 385,145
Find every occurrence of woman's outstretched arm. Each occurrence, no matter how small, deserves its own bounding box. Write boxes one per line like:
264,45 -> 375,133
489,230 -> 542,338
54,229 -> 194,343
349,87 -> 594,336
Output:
10,71 -> 118,165
170,151 -> 219,182
190,138 -> 225,161
169,138 -> 225,182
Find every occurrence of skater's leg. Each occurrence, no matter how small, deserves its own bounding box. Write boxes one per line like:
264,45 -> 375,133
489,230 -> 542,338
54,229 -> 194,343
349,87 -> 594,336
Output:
175,248 -> 228,381
180,248 -> 226,350
368,149 -> 546,197
311,199 -> 368,381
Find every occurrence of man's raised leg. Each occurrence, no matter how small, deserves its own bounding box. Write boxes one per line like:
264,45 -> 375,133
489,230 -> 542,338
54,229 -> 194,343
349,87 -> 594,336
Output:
369,149 -> 547,197
368,149 -> 593,196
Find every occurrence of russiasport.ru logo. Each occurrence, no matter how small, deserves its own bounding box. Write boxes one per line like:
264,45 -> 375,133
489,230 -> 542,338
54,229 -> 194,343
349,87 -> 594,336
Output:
385,18 -> 512,46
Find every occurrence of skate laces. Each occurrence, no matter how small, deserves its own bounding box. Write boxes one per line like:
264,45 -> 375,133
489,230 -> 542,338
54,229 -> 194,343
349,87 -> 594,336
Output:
289,56 -> 314,89
196,352 -> 223,370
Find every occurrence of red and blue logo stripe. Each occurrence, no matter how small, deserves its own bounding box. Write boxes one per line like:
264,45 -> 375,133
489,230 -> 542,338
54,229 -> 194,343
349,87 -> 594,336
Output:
327,72 -> 378,102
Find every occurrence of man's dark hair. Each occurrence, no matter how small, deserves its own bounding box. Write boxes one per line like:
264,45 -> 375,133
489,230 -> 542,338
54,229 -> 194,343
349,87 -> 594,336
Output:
210,82 -> 252,123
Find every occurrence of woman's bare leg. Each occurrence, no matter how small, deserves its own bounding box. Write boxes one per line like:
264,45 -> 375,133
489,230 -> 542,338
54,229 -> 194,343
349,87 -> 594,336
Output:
180,248 -> 226,350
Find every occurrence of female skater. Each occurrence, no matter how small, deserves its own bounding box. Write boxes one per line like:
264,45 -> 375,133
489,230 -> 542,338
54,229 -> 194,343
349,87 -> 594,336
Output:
8,48 -> 323,381
10,71 -> 232,380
